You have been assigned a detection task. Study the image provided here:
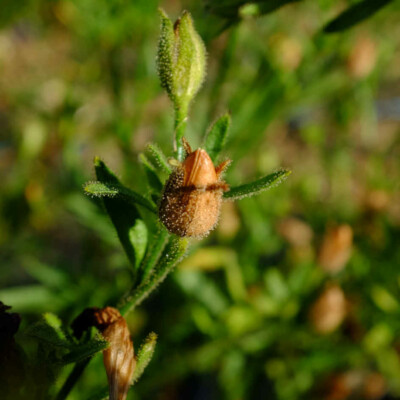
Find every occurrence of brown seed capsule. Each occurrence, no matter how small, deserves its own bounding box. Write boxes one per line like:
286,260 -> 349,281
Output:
159,138 -> 230,238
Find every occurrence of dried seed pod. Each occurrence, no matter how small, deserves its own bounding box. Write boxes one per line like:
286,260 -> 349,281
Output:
159,138 -> 230,237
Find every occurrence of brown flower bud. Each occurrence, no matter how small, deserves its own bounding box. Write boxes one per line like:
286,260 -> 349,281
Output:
159,138 -> 230,237
318,224 -> 353,274
309,284 -> 347,334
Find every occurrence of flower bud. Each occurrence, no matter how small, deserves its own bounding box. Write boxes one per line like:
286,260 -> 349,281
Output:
318,224 -> 353,274
157,9 -> 206,116
159,138 -> 230,237
92,307 -> 136,400
309,284 -> 347,334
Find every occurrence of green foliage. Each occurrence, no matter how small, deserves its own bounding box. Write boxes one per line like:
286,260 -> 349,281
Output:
204,113 -> 231,162
324,0 -> 394,33
1,1 -> 400,400
133,332 -> 158,384
224,169 -> 291,200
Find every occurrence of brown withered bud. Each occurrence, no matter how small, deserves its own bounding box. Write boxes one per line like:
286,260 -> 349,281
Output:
159,138 -> 230,237
318,224 -> 353,274
95,308 -> 136,400
72,307 -> 135,400
309,284 -> 347,334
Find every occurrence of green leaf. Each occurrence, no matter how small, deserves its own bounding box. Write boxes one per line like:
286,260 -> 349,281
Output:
93,157 -> 150,272
60,336 -> 108,365
87,387 -> 108,400
0,285 -> 62,312
119,236 -> 188,314
21,257 -> 69,288
84,181 -> 157,213
145,143 -> 172,175
139,153 -> 163,193
204,113 -> 231,162
25,313 -> 71,348
129,219 -> 148,270
133,332 -> 158,384
137,226 -> 170,284
324,0 -> 393,33
223,169 -> 291,200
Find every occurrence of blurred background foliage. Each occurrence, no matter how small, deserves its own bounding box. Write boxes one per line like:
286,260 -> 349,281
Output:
1,0 -> 400,399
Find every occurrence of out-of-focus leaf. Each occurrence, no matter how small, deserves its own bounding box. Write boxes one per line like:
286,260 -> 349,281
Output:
224,169 -> 291,200
0,285 -> 62,312
324,0 -> 393,33
21,258 -> 69,289
204,113 -> 231,162
175,270 -> 229,316
204,0 -> 302,35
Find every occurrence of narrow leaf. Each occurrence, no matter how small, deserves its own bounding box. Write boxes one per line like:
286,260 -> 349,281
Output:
93,158 -> 146,271
146,143 -> 172,175
324,0 -> 392,33
129,220 -> 148,269
137,226 -> 170,284
60,336 -> 108,365
204,113 -> 231,162
224,169 -> 291,201
133,332 -> 158,384
139,153 -> 163,193
84,180 -> 156,214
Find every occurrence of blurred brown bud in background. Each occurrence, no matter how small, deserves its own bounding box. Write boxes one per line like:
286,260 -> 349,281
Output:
347,35 -> 377,79
277,217 -> 313,247
277,217 -> 314,263
318,224 -> 353,273
269,33 -> 303,72
309,284 -> 347,334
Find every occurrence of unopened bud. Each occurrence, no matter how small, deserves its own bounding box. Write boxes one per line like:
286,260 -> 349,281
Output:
157,9 -> 206,116
309,284 -> 347,334
318,224 -> 353,274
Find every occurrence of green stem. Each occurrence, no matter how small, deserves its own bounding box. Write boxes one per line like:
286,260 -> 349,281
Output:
174,106 -> 188,161
119,237 -> 188,316
56,359 -> 91,400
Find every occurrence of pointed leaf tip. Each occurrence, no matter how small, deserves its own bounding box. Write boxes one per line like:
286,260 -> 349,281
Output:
224,169 -> 291,201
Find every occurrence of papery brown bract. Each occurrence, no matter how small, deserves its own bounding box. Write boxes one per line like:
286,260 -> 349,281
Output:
102,317 -> 136,400
92,307 -> 136,400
